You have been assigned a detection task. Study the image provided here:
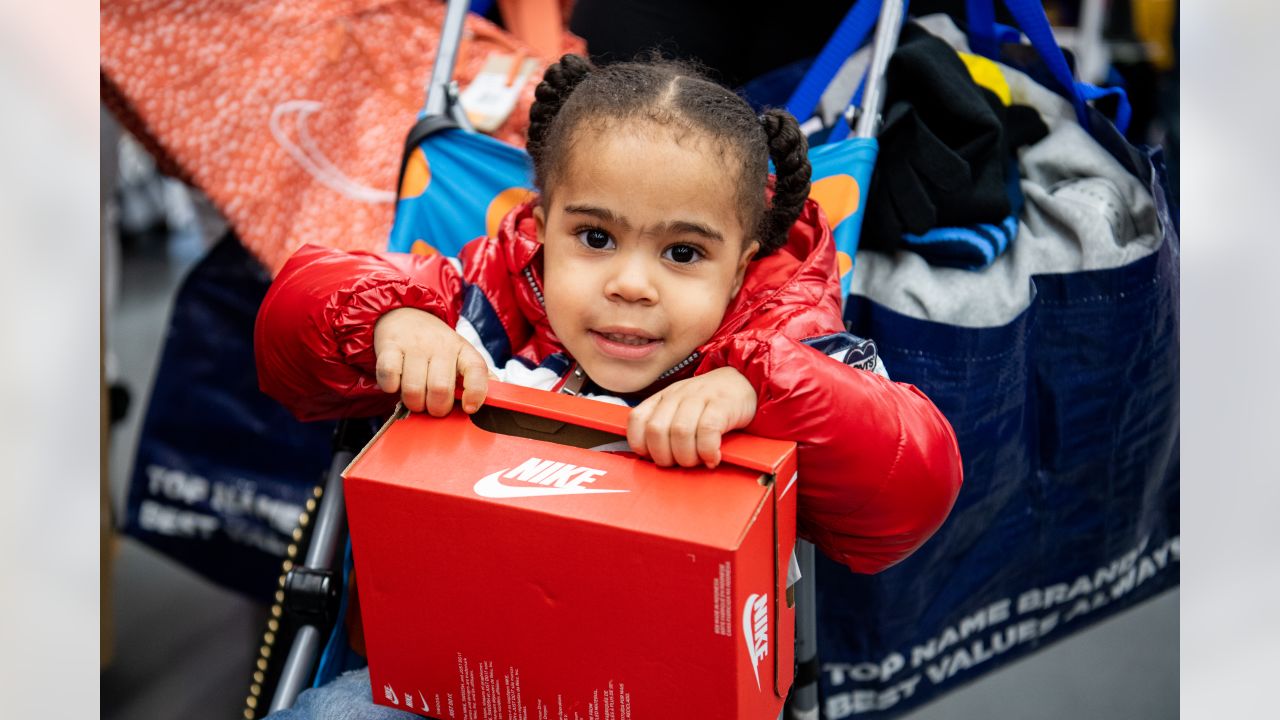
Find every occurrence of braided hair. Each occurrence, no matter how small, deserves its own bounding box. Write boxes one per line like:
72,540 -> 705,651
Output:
526,55 -> 811,256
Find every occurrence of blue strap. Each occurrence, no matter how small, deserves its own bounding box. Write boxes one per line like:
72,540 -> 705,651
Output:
967,5 -> 1026,52
1075,81 -> 1132,134
993,21 -> 1023,45
784,0 -> 882,121
969,0 -> 1130,130
795,0 -> 1128,138
966,0 -> 1080,117
966,0 -> 998,57
1003,0 -> 1090,125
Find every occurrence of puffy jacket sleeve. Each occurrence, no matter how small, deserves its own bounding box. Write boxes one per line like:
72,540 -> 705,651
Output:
254,243 -> 465,421
701,330 -> 962,574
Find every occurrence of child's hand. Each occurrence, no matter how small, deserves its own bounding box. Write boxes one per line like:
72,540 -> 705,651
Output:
627,367 -> 758,468
373,308 -> 489,416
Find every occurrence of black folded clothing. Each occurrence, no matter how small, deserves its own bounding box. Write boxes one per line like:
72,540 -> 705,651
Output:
862,23 -> 1038,252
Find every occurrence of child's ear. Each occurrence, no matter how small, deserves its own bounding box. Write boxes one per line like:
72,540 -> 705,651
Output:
732,240 -> 760,296
532,205 -> 547,244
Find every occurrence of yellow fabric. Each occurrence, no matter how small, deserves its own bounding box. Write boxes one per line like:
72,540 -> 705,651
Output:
1133,0 -> 1177,71
958,51 -> 1012,106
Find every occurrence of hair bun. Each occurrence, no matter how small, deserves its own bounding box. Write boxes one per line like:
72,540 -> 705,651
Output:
527,55 -> 594,170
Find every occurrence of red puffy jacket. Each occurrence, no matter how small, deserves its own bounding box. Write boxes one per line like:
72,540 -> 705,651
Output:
256,199 -> 962,573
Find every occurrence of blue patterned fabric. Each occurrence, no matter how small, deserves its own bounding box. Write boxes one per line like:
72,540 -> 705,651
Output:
900,159 -> 1024,270
386,128 -> 534,258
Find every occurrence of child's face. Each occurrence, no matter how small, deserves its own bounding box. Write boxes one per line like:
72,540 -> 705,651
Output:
534,124 -> 758,394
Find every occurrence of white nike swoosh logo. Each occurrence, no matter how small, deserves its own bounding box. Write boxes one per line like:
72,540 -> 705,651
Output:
745,593 -> 763,691
473,469 -> 629,498
268,100 -> 397,204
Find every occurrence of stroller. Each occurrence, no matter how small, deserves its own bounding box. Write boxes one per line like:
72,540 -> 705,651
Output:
245,0 -> 910,717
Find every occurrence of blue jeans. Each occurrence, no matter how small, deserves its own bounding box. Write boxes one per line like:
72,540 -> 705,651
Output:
265,668 -> 421,720
269,664 -> 790,720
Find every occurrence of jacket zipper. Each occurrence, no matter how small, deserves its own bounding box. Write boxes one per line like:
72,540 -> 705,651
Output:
658,351 -> 700,380
522,266 -> 545,307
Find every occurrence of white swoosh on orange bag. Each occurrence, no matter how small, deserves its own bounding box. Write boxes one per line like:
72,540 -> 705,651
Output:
269,100 -> 396,204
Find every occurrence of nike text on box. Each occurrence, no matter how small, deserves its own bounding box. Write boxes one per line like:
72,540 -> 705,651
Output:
343,382 -> 798,719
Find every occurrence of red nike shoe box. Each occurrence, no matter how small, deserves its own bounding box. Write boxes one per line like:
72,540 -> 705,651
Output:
343,381 -> 798,719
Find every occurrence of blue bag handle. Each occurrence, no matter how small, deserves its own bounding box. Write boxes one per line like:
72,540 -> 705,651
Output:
1076,81 -> 1132,134
970,5 -> 1024,57
966,0 -> 1131,133
822,0 -> 912,145
967,0 -> 998,57
786,0 -> 911,145
790,0 -> 1131,141
783,0 -> 882,123
790,0 -> 1131,135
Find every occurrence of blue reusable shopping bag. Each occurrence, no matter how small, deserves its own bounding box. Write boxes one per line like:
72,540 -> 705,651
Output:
780,2 -> 1179,717
123,235 -> 337,600
817,150 -> 1178,719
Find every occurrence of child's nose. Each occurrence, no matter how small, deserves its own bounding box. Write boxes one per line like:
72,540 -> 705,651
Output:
603,252 -> 658,305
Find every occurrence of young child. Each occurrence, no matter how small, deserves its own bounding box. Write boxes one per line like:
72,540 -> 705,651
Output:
256,55 -> 961,718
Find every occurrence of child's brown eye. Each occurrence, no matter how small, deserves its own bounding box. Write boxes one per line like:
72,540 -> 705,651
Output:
577,229 -> 614,250
663,244 -> 703,264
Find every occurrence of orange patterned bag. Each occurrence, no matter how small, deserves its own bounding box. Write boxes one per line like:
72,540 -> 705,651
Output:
101,0 -> 582,274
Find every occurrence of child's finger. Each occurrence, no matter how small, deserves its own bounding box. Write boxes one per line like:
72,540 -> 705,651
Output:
642,394 -> 681,467
375,347 -> 404,394
695,404 -> 726,469
668,397 -> 706,468
424,351 -> 458,417
627,400 -> 654,458
457,346 -> 490,413
399,351 -> 428,412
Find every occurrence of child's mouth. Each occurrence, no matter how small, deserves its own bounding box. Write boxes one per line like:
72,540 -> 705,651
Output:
601,332 -> 651,346
589,329 -> 662,360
